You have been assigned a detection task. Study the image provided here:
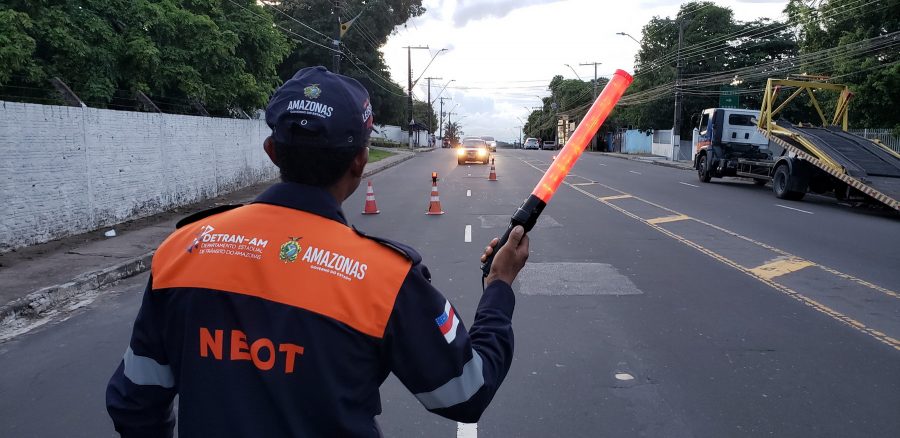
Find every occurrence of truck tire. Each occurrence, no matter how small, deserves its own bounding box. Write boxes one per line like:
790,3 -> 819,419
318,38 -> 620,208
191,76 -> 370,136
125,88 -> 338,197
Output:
698,155 -> 712,183
772,165 -> 805,201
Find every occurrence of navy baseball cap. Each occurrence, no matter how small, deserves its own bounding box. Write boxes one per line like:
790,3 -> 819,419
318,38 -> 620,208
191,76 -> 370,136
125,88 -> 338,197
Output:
266,66 -> 374,148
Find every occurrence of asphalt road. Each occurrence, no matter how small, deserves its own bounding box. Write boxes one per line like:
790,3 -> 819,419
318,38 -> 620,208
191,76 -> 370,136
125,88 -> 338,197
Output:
1,148 -> 897,437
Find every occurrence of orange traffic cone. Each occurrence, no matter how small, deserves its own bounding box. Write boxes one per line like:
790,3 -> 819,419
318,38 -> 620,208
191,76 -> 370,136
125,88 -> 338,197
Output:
488,157 -> 498,181
362,181 -> 380,214
426,172 -> 445,215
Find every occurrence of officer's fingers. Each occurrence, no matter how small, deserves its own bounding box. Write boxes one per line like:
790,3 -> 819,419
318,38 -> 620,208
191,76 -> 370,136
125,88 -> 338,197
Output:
506,226 -> 525,247
516,234 -> 530,259
488,237 -> 500,249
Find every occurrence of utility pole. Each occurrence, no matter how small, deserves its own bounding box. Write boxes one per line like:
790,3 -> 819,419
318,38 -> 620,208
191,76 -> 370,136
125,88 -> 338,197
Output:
447,111 -> 458,145
439,96 -> 450,146
580,62 -> 602,150
404,45 -> 429,149
425,77 -> 442,145
672,19 -> 685,161
332,4 -> 341,73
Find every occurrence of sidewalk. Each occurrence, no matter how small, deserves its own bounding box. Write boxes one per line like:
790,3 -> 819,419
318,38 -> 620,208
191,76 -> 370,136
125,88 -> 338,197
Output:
599,152 -> 695,171
0,149 -> 417,333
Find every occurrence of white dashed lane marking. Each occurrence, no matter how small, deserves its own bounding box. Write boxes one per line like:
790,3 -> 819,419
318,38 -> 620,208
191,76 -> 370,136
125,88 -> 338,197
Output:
679,182 -> 699,187
629,170 -> 642,175
458,422 -> 477,438
776,204 -> 814,215
466,189 -> 472,197
464,225 -> 472,243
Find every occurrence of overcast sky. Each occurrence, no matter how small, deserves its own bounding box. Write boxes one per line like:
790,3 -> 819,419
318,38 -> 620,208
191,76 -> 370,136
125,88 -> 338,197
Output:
378,0 -> 788,142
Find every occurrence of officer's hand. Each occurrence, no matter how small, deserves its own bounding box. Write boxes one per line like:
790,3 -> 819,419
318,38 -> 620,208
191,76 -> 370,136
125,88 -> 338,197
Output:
481,226 -> 529,286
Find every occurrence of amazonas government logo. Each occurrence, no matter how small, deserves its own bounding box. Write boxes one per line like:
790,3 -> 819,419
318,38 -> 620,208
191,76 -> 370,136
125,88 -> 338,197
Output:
279,237 -> 302,263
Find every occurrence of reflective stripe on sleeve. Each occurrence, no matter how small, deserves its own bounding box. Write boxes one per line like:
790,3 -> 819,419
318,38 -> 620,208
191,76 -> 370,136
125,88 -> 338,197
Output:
414,350 -> 484,409
123,346 -> 175,388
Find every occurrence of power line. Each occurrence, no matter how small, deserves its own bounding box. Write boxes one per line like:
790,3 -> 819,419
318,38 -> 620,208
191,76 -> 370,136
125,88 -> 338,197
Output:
636,0 -> 881,76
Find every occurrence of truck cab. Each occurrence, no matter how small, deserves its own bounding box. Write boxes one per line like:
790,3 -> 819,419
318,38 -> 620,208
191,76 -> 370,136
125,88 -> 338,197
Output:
696,108 -> 771,161
694,108 -> 782,184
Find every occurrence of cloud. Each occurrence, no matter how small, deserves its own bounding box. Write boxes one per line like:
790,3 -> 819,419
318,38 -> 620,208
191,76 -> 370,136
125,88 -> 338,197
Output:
452,0 -> 565,27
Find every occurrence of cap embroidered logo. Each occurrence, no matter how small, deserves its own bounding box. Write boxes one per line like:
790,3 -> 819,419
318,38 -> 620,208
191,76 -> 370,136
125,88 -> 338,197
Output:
304,84 -> 322,99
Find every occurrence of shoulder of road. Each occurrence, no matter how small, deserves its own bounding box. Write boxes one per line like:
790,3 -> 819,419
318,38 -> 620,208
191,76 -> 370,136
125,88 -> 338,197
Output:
600,152 -> 695,171
0,147 -> 430,334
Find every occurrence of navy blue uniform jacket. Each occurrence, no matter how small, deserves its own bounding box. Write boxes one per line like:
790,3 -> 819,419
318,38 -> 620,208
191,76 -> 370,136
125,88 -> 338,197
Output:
106,183 -> 516,437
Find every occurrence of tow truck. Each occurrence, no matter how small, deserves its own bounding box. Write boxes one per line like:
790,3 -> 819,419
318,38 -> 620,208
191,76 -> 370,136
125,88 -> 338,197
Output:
693,77 -> 900,212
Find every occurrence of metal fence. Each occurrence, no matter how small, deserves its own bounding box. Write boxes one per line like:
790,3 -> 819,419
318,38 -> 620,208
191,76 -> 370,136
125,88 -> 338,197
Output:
849,128 -> 900,153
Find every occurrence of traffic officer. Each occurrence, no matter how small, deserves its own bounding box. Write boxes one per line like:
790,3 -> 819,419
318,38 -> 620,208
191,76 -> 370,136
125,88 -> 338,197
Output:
106,66 -> 530,437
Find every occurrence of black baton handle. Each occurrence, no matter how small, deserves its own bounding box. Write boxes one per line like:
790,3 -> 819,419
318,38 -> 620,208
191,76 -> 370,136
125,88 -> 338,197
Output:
481,195 -> 546,278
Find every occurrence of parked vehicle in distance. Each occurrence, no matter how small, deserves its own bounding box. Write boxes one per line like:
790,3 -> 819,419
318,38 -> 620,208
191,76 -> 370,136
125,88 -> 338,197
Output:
542,140 -> 557,150
481,136 -> 497,152
523,138 -> 540,150
457,138 -> 491,164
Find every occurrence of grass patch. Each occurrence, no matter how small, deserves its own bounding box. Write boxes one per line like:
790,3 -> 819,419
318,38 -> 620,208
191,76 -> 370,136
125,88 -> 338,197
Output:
368,148 -> 395,163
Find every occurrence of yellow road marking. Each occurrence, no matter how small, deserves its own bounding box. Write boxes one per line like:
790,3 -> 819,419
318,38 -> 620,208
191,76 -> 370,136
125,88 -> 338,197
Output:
646,214 -> 691,225
519,158 -> 900,351
749,257 -> 816,281
599,194 -> 632,201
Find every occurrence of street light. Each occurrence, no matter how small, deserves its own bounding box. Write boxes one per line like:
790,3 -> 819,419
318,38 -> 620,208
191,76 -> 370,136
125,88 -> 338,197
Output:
431,79 -> 455,105
413,48 -> 449,87
616,32 -> 640,44
564,64 -> 584,81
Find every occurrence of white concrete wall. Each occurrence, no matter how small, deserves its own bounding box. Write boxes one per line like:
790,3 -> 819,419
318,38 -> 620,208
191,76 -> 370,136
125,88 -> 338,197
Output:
371,124 -> 406,144
0,101 -> 276,251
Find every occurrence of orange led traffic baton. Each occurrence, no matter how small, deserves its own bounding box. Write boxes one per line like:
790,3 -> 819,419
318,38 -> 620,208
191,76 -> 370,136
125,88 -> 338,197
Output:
481,69 -> 633,278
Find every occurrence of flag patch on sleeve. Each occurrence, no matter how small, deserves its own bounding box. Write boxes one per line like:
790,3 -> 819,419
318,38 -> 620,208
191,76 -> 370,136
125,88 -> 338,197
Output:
434,300 -> 459,343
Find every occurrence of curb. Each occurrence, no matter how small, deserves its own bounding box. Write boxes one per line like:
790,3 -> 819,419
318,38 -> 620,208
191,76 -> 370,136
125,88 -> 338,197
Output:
362,151 -> 415,178
603,153 -> 694,171
1,152 -> 418,332
0,251 -> 154,330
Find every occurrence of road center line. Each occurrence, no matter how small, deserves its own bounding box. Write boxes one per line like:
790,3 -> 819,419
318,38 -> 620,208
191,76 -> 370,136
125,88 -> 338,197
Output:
679,182 -> 699,188
629,170 -> 642,175
464,225 -> 472,243
466,189 -> 472,197
776,204 -> 814,214
457,422 -> 477,438
598,163 -> 607,166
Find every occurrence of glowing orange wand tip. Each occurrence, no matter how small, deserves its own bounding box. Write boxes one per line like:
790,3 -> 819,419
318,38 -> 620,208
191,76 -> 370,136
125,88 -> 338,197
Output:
531,69 -> 634,203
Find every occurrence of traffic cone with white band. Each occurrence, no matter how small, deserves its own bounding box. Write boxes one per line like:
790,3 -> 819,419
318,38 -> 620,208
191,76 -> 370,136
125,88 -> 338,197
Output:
426,172 -> 445,215
362,181 -> 380,214
488,157 -> 498,181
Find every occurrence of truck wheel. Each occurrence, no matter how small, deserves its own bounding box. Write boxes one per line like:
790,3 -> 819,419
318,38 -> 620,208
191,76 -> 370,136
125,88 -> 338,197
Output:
698,155 -> 712,183
772,165 -> 805,201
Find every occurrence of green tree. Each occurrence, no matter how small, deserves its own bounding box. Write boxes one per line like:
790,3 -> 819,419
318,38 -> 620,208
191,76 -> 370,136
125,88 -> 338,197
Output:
273,0 -> 425,126
786,0 -> 900,132
0,0 -> 290,115
444,121 -> 462,145
412,99 -> 437,133
0,9 -> 38,85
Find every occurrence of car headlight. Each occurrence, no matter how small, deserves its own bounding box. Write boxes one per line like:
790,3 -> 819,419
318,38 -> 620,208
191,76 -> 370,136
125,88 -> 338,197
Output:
477,149 -> 486,156
457,149 -> 466,156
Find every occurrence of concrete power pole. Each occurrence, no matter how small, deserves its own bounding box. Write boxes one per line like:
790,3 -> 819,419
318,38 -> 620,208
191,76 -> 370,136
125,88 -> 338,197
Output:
404,46 -> 429,149
439,96 -> 450,146
332,4 -> 341,73
425,77 -> 442,145
580,62 -> 602,151
672,19 -> 686,161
